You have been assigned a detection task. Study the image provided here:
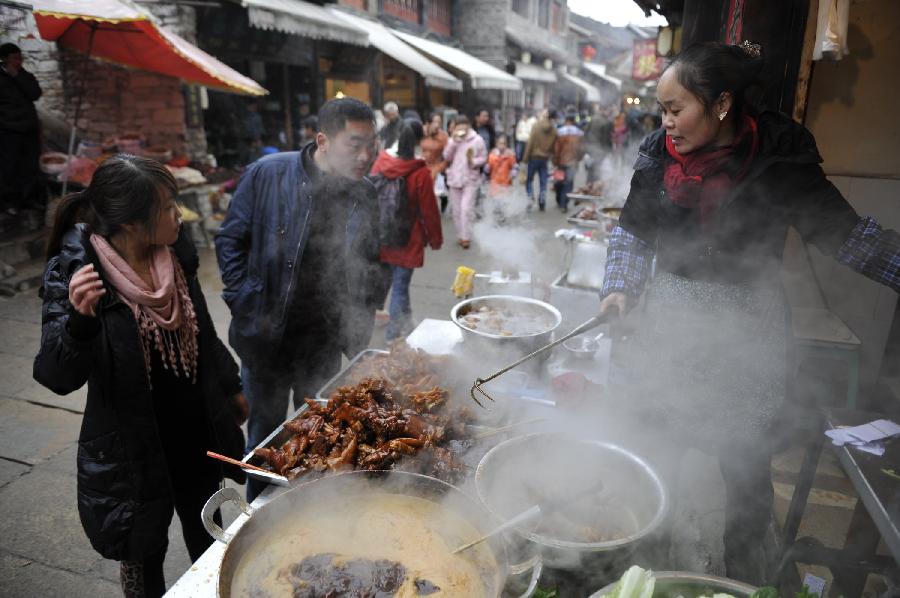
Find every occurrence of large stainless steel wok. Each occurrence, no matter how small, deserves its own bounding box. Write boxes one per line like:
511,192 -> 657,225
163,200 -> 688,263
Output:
202,470 -> 542,597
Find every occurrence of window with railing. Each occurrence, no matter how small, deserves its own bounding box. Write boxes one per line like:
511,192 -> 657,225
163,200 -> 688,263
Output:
427,0 -> 451,35
538,0 -> 550,28
512,0 -> 529,18
383,0 -> 419,23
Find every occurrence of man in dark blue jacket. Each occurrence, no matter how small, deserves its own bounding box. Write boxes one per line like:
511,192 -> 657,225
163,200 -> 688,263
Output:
215,98 -> 386,499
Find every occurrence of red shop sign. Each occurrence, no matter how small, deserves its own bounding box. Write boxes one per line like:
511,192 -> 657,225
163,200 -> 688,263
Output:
632,38 -> 663,81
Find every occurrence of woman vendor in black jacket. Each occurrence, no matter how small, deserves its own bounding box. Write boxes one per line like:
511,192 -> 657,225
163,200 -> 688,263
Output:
33,155 -> 248,597
599,42 -> 900,583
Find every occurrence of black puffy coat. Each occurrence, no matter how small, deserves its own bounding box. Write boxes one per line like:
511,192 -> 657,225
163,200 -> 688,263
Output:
0,67 -> 41,133
33,225 -> 246,561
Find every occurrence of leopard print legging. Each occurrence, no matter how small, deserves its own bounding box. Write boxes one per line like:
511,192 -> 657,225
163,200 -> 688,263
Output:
119,561 -> 143,598
119,554 -> 166,598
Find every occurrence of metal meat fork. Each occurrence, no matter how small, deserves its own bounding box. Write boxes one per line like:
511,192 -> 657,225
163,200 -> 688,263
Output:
469,310 -> 617,407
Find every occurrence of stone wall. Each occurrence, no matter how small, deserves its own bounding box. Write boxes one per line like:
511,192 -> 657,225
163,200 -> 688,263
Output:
0,2 -> 207,161
455,0 -> 508,67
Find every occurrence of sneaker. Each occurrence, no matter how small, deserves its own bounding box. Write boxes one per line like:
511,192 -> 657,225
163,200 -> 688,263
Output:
539,204 -> 546,212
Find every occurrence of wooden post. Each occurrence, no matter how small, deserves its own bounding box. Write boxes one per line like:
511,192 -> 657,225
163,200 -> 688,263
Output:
792,0 -> 819,124
311,40 -> 321,112
282,62 -> 294,148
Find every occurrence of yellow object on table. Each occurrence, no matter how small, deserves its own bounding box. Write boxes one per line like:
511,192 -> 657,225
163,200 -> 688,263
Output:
451,266 -> 476,298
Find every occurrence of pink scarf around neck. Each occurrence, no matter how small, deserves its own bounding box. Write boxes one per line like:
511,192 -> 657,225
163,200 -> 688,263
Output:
89,233 -> 199,383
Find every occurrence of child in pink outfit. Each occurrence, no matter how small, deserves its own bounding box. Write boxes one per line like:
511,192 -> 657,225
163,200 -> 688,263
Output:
442,116 -> 486,248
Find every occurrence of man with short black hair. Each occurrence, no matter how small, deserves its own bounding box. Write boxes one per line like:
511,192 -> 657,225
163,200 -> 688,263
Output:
0,42 -> 42,232
474,108 -> 495,150
216,97 -> 386,500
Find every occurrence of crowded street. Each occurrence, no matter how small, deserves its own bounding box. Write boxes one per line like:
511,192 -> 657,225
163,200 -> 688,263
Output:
1,0 -> 900,596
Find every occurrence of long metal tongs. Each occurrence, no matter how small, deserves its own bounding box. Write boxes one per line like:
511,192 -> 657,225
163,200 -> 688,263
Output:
469,308 -> 618,407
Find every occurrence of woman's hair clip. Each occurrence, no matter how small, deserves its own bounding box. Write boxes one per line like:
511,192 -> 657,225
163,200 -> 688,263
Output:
740,40 -> 762,58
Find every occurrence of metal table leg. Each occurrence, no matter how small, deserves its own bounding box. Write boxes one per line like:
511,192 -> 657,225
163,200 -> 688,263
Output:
775,420 -> 827,587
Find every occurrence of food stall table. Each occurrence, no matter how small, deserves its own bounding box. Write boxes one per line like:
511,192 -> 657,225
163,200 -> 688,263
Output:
778,408 -> 900,595
165,314 -> 615,596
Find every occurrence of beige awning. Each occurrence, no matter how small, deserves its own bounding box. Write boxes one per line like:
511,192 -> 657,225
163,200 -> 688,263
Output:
582,62 -> 623,90
391,30 -> 521,91
243,0 -> 367,46
514,61 -> 557,83
329,9 -> 462,91
561,72 -> 601,103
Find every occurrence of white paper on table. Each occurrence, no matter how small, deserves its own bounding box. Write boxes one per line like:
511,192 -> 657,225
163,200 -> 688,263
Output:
847,419 -> 900,443
825,418 -> 899,456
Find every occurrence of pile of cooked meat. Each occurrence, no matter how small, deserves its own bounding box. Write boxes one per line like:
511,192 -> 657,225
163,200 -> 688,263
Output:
253,376 -> 473,483
343,342 -> 447,398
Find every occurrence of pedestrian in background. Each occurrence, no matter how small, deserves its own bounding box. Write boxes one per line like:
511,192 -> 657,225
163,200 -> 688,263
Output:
486,133 -> 517,198
297,115 -> 318,148
370,120 -> 443,341
240,100 -> 264,164
380,101 -> 402,150
553,113 -> 585,213
523,108 -> 557,211
583,106 -> 613,182
216,98 -> 385,501
514,109 -> 536,163
34,155 -> 247,598
443,115 -> 486,249
0,42 -> 42,233
421,112 -> 449,212
474,108 -> 496,151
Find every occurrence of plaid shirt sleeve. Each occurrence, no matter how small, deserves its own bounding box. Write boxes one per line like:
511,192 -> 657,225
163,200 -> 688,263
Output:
836,216 -> 900,293
600,225 -> 655,298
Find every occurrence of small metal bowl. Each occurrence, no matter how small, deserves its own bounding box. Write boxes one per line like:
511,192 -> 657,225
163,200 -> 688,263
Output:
562,332 -> 604,360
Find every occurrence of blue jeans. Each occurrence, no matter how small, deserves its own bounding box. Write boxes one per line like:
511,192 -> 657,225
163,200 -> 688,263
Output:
554,165 -> 575,210
386,265 -> 414,342
525,159 -> 548,207
515,140 -> 526,163
241,335 -> 341,501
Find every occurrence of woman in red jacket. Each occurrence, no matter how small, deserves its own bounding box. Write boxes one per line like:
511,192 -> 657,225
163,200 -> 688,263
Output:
370,119 -> 443,341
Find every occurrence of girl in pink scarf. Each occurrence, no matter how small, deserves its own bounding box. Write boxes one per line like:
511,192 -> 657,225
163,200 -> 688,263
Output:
37,155 -> 248,598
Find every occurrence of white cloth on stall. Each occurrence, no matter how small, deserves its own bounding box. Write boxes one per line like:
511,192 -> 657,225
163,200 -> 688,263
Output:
813,0 -> 850,61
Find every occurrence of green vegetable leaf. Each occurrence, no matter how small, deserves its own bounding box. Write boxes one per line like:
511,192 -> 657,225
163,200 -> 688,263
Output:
749,588 -> 779,598
533,588 -> 558,598
608,566 -> 655,598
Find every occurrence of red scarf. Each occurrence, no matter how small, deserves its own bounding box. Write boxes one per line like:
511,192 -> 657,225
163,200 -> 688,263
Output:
664,115 -> 759,230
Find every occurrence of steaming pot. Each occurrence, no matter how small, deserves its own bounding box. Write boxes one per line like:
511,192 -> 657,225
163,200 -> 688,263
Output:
475,434 -> 668,584
451,295 -> 562,367
201,470 -> 542,597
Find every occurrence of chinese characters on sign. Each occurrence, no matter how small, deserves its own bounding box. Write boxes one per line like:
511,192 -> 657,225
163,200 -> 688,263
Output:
632,38 -> 663,81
